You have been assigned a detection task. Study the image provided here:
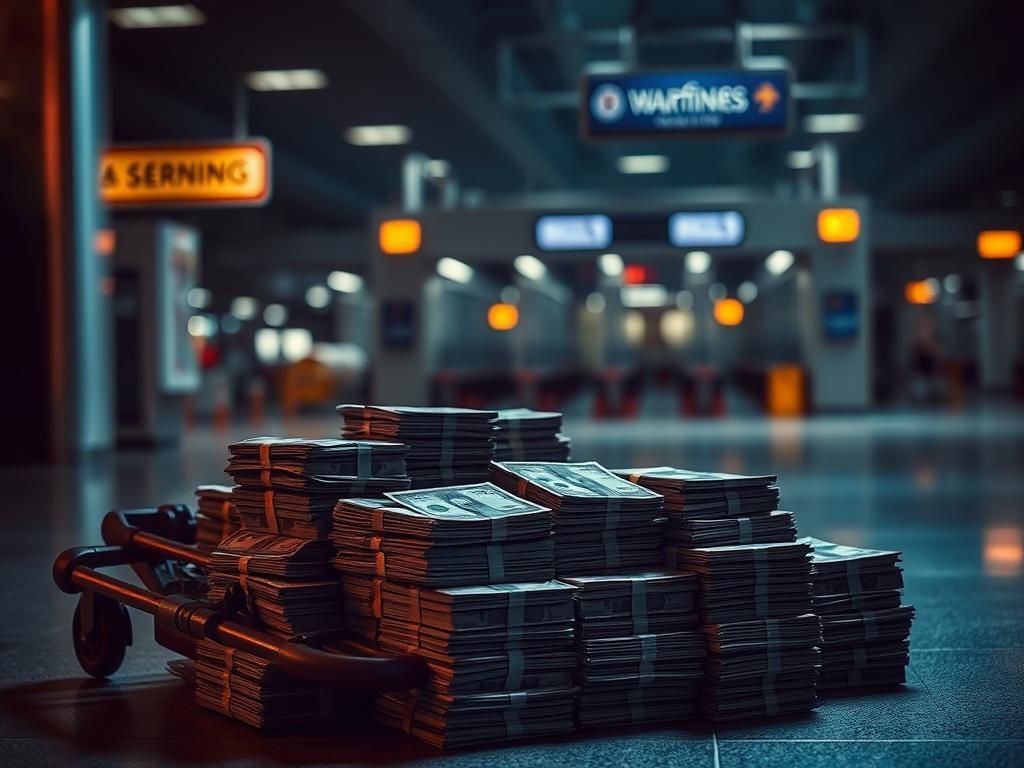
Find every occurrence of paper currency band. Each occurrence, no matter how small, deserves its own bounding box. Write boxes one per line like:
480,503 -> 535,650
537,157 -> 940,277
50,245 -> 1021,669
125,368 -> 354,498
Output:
862,610 -> 878,641
371,578 -> 383,618
848,669 -> 863,686
375,551 -> 386,577
371,509 -> 385,532
606,497 -> 621,521
439,416 -> 456,470
401,690 -> 418,733
762,673 -> 779,716
503,691 -> 527,737
486,543 -> 506,582
737,516 -> 753,545
627,688 -> 646,724
753,549 -> 769,616
506,588 -> 525,644
846,560 -> 863,596
517,479 -> 528,498
638,633 -> 658,679
238,555 -> 251,592
766,644 -> 782,673
602,531 -> 621,569
628,472 -> 643,483
263,491 -> 279,534
356,443 -> 371,479
726,490 -> 740,516
852,646 -> 869,670
631,579 -> 649,634
407,588 -> 421,624
504,648 -> 524,689
220,647 -> 235,712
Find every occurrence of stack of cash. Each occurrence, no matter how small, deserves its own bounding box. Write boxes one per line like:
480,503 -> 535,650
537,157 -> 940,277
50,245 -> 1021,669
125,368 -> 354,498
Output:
805,537 -> 915,691
490,461 -> 665,574
376,686 -> 578,749
493,409 -> 571,462
194,639 -> 365,728
207,530 -> 342,637
194,484 -> 240,553
673,541 -> 820,721
562,572 -> 705,727
330,486 -> 556,643
225,437 -> 411,539
615,467 -> 790,548
339,405 -> 497,489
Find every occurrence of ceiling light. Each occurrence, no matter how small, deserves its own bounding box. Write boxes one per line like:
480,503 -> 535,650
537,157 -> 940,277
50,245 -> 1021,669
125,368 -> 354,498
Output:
187,314 -> 216,337
714,298 -> 745,326
585,292 -> 606,314
487,303 -> 519,331
685,250 -> 711,275
305,285 -> 331,309
708,282 -> 727,301
514,254 -> 547,281
616,155 -> 670,174
230,296 -> 258,321
737,280 -> 759,303
263,303 -> 288,327
675,290 -> 694,310
1017,253 -> 1024,271
281,328 -> 313,362
187,287 -> 211,309
598,253 -> 624,277
424,159 -> 450,178
344,124 -> 412,146
803,113 -> 864,134
943,274 -> 962,294
621,284 -> 668,308
245,69 -> 328,92
327,270 -> 364,293
786,150 -> 815,169
437,257 -> 474,284
254,328 -> 280,363
109,4 -> 205,29
765,249 -> 795,275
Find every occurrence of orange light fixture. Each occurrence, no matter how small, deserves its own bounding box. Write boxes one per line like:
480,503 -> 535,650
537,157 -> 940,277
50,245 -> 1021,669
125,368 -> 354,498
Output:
817,208 -> 860,243
487,302 -> 519,331
904,280 -> 938,305
977,230 -> 1021,259
379,218 -> 421,255
713,298 -> 744,326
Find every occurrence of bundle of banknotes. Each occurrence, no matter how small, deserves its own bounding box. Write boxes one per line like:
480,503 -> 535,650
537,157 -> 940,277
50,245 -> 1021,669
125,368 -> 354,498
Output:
672,540 -> 819,721
376,686 -> 577,749
339,405 -> 497,488
207,530 -> 342,637
493,408 -> 571,462
225,437 -> 412,539
562,572 -> 705,727
194,484 -> 240,553
805,537 -> 915,690
489,461 -> 665,574
331,483 -> 556,591
194,638 -> 366,728
615,467 -> 789,548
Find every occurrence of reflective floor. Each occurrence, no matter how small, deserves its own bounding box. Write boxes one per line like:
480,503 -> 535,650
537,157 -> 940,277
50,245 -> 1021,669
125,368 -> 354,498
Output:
1,403 -> 1022,767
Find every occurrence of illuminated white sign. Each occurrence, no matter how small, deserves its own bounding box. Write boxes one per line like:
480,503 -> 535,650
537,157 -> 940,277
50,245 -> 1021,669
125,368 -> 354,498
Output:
536,214 -> 613,251
669,211 -> 745,247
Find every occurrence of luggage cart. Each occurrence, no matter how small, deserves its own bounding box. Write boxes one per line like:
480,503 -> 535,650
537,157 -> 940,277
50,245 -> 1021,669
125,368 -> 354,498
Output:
52,504 -> 427,692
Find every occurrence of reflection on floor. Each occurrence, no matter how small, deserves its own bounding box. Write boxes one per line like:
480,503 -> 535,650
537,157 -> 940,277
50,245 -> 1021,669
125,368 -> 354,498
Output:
1,406 -> 1022,767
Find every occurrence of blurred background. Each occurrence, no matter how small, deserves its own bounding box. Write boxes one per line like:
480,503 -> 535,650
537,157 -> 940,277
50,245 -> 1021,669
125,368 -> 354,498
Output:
3,0 -> 1024,458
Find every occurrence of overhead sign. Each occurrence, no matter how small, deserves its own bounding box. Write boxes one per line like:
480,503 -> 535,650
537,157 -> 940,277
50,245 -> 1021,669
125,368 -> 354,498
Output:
669,211 -> 745,247
535,214 -> 613,251
100,140 -> 271,208
582,69 -> 789,138
823,291 -> 859,341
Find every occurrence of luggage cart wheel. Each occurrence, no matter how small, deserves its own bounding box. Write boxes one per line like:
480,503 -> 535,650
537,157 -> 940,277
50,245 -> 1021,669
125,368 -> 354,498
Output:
72,593 -> 133,678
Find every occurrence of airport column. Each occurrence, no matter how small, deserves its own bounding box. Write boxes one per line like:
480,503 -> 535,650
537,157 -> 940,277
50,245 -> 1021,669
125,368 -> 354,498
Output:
0,0 -> 113,462
978,258 -> 1019,391
371,216 -> 433,405
805,202 -> 872,410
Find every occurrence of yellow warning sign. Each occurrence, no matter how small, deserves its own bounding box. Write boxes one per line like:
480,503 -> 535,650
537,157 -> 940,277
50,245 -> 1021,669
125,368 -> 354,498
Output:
100,140 -> 271,207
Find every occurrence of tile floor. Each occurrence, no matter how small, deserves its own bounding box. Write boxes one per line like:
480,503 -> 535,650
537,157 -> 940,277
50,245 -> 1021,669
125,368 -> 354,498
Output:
1,405 -> 1021,766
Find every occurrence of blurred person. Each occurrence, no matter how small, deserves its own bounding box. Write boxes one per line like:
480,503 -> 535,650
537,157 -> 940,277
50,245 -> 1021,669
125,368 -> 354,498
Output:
909,314 -> 944,405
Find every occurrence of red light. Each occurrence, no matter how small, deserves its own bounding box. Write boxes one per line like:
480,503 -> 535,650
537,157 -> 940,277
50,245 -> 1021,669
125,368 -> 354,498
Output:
624,265 -> 648,284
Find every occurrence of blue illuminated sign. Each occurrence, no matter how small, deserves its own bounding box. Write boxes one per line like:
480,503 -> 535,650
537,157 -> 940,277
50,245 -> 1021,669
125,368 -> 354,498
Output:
535,214 -> 613,251
669,211 -> 745,247
583,69 -> 790,138
823,291 -> 858,341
